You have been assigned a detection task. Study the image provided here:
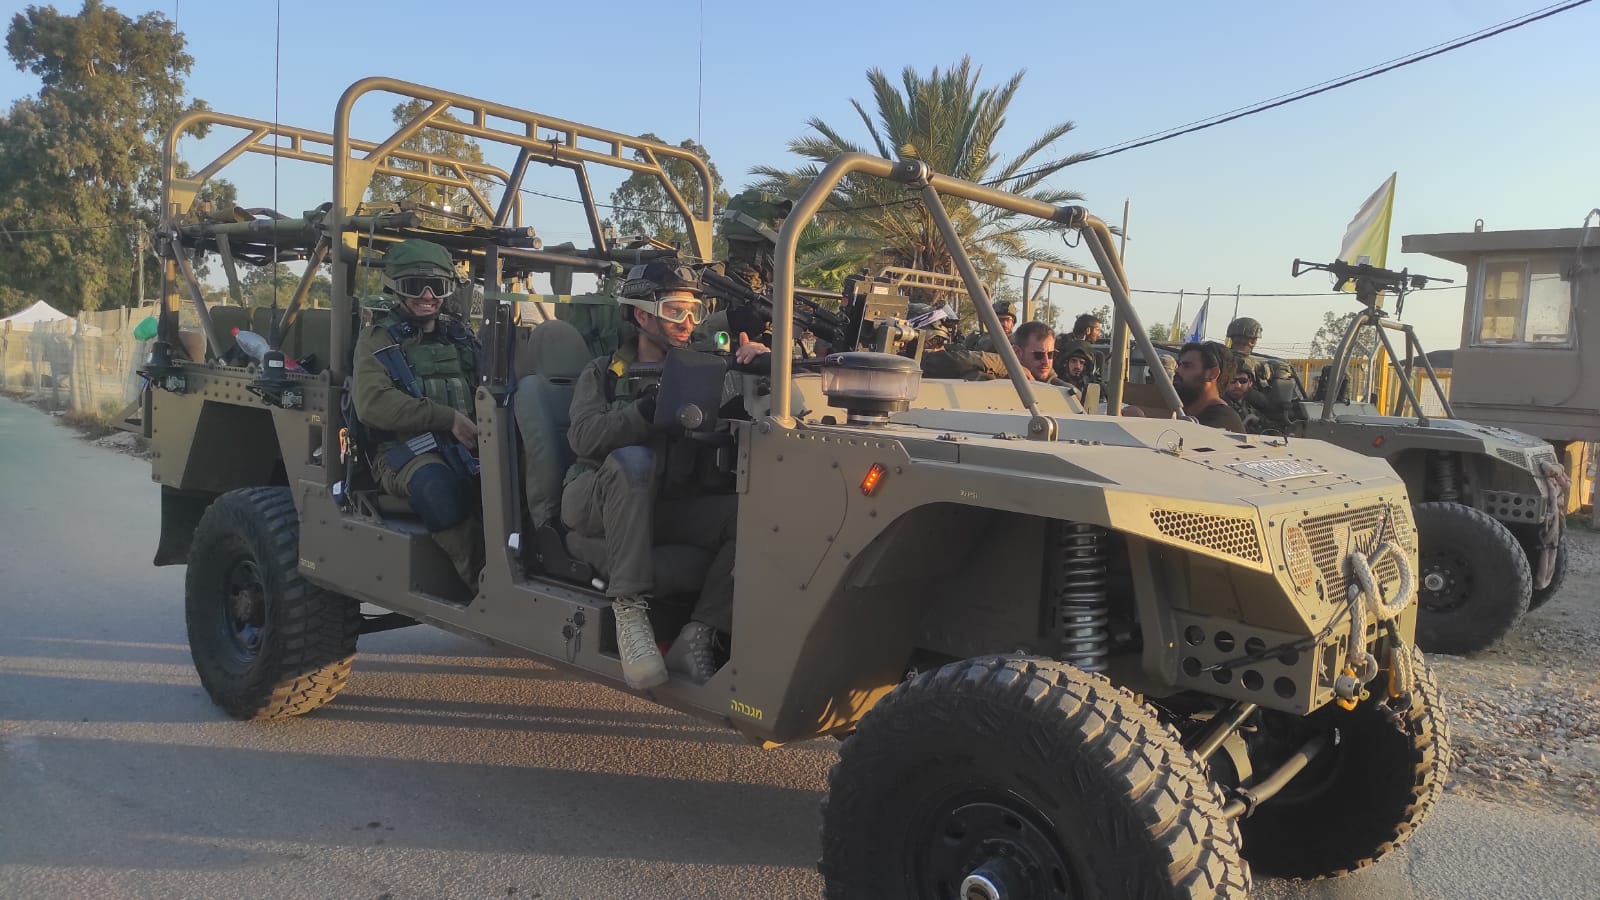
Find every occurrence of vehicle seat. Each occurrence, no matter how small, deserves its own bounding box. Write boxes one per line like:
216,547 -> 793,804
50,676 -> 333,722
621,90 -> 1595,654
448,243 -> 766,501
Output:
512,320 -> 714,595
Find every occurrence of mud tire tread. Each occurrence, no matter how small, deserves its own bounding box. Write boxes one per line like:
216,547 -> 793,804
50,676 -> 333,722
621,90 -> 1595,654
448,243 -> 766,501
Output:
818,655 -> 1249,899
185,487 -> 360,720
1413,501 -> 1531,654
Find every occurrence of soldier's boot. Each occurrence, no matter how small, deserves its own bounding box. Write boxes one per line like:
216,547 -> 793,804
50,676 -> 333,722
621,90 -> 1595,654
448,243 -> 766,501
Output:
665,621 -> 721,684
612,597 -> 668,690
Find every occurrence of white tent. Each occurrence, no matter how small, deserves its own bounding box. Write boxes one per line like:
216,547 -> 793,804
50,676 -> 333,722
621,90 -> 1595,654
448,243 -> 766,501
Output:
1,300 -> 70,327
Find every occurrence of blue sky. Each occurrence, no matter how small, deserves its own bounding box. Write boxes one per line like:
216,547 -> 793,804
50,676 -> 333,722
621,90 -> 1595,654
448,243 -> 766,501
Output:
3,0 -> 1595,353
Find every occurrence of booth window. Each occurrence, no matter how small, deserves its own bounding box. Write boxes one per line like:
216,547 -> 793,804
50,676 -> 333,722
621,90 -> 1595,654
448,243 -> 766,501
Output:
1475,257 -> 1572,346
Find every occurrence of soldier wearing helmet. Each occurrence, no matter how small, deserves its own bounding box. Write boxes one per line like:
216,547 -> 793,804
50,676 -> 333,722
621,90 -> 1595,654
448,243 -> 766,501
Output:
561,259 -> 769,690
965,299 -> 1017,353
353,239 -> 484,586
1224,316 -> 1299,433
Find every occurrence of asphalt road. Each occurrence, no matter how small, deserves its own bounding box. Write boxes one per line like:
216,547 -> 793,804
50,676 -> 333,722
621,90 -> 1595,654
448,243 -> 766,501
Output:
2,396 -> 1597,900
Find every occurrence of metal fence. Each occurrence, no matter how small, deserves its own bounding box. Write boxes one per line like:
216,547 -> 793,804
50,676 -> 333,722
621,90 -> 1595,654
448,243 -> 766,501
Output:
0,308 -> 153,419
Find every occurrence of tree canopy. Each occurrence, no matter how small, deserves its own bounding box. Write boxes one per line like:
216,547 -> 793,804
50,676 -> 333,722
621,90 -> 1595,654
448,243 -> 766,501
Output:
0,0 -> 206,315
604,133 -> 728,257
1309,309 -> 1373,360
753,57 -> 1089,288
367,99 -> 496,225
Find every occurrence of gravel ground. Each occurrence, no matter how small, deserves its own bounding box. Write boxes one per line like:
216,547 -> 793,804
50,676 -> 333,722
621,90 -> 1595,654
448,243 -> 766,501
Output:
1429,523 -> 1600,811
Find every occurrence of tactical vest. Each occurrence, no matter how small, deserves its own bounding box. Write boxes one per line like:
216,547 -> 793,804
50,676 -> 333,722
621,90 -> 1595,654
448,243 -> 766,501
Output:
379,312 -> 479,419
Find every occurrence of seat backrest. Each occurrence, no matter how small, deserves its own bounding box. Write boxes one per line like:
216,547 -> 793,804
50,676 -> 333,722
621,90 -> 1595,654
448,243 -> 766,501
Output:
513,320 -> 594,528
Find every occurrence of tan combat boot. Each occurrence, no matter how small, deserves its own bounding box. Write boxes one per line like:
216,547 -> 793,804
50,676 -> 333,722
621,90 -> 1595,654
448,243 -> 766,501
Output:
611,597 -> 668,690
665,621 -> 720,684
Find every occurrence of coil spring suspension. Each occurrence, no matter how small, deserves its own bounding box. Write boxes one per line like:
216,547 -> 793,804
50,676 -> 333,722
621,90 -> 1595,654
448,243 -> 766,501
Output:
1053,521 -> 1110,672
1433,452 -> 1460,502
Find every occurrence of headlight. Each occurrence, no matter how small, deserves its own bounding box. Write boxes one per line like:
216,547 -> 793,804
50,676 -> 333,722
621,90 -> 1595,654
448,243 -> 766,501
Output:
1282,523 -> 1318,593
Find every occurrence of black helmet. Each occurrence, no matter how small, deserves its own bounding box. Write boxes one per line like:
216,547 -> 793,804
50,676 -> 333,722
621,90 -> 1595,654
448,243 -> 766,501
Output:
619,259 -> 707,329
1227,316 -> 1263,340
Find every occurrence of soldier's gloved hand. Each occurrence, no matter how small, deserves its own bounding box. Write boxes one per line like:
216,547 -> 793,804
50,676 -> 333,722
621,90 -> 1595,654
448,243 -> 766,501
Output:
450,411 -> 479,449
634,384 -> 659,424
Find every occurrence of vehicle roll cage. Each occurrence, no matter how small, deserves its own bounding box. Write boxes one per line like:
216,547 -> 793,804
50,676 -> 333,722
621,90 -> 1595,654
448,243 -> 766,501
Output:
770,155 -> 1182,434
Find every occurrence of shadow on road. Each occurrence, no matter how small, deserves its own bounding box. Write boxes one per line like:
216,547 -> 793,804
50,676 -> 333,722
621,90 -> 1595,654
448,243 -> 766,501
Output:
2,734 -> 825,873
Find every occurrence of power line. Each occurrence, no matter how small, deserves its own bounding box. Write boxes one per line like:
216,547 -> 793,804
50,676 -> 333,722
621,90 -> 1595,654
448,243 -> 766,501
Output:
997,0 -> 1593,184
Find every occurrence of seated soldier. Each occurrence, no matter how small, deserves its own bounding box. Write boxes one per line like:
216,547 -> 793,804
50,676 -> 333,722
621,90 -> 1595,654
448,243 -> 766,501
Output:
563,260 -> 770,689
1174,341 -> 1245,431
1012,320 -> 1071,386
1057,340 -> 1096,395
1223,367 -> 1261,431
965,299 -> 1017,352
353,239 -> 485,587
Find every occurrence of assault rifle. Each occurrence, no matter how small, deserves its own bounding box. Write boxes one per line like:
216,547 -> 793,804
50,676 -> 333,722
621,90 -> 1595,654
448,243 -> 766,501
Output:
700,267 -> 850,349
371,344 -> 481,478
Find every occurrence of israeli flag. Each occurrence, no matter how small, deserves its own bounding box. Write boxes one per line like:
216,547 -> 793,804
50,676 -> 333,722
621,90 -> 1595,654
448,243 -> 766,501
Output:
1186,298 -> 1210,343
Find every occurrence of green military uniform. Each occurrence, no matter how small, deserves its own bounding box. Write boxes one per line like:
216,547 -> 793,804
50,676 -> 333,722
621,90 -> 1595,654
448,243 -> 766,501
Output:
1228,348 -> 1297,434
561,342 -> 736,632
351,243 -> 484,587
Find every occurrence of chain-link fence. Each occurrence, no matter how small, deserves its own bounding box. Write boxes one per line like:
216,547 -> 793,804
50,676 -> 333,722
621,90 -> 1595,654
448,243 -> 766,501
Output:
0,307 -> 153,421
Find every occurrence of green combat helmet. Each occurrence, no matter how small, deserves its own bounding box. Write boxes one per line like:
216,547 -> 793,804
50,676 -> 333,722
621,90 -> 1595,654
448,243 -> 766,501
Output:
722,190 -> 793,290
1227,316 -> 1263,340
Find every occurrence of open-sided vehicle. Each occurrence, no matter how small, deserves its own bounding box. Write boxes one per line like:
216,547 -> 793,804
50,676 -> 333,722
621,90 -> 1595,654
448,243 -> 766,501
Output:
146,79 -> 1447,898
1272,260 -> 1568,654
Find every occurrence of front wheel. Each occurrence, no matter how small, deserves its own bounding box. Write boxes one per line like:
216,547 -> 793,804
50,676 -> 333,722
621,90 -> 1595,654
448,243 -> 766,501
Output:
186,487 -> 360,719
819,656 -> 1249,899
1239,645 -> 1451,879
1412,501 -> 1531,654
1528,536 -> 1568,611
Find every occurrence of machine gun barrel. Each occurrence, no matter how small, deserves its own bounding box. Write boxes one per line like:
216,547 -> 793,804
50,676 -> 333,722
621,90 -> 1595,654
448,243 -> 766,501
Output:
700,268 -> 848,346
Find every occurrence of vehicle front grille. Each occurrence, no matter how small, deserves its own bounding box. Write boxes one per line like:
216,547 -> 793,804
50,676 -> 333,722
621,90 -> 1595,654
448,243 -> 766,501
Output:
1532,450 -> 1558,469
1302,504 -> 1411,602
1150,509 -> 1263,563
1495,448 -> 1525,467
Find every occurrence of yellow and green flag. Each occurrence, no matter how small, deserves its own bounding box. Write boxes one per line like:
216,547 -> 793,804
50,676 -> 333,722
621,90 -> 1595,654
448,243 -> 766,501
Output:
1336,173 -> 1397,291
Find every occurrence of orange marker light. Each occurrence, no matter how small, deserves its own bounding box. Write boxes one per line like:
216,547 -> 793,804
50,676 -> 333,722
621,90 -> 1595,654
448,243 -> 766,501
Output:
1373,436 -> 1385,448
860,463 -> 887,496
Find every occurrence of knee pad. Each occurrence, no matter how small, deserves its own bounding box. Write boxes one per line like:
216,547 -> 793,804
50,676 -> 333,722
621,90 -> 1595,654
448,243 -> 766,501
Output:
406,462 -> 472,531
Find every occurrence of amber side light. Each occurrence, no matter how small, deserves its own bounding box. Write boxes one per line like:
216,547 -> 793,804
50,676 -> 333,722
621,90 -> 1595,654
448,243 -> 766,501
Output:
860,463 -> 887,496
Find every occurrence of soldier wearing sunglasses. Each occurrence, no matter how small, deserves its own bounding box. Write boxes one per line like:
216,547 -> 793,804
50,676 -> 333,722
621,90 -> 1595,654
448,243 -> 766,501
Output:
561,259 -> 770,690
1011,320 -> 1070,386
353,239 -> 484,587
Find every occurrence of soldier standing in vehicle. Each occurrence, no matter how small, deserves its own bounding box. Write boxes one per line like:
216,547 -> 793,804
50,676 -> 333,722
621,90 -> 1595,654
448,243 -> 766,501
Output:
1225,316 -> 1297,432
1174,341 -> 1245,430
563,260 -> 770,689
966,299 -> 1017,353
353,239 -> 484,588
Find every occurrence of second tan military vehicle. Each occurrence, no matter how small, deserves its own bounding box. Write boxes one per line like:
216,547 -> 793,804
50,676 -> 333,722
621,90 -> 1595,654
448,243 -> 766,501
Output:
144,79 -> 1447,898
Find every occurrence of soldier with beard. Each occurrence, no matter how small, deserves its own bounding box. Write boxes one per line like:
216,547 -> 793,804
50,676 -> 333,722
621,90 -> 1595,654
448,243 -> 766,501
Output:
1174,341 -> 1244,431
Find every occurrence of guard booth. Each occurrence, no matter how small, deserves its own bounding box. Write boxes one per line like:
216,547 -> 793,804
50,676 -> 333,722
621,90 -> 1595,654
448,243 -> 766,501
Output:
1403,219 -> 1600,515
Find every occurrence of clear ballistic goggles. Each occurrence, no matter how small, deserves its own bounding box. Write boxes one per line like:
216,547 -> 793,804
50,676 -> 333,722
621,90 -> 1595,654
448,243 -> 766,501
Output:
638,296 -> 707,325
388,273 -> 459,300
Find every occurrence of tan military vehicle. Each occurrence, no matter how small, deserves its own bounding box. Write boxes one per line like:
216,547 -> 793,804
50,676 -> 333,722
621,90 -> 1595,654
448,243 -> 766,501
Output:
145,79 -> 1447,898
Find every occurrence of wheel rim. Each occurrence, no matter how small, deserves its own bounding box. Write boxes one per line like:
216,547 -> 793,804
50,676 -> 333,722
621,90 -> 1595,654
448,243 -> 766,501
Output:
221,557 -> 267,664
913,793 -> 1078,899
1418,551 -> 1471,613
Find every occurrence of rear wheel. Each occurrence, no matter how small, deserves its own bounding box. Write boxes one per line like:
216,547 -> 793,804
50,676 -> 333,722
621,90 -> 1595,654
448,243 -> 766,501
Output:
186,487 -> 360,719
819,656 -> 1249,899
1239,645 -> 1450,879
1412,501 -> 1531,654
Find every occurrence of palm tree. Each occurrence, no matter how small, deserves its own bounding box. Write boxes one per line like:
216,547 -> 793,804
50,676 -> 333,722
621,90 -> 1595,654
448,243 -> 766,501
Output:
752,56 -> 1090,295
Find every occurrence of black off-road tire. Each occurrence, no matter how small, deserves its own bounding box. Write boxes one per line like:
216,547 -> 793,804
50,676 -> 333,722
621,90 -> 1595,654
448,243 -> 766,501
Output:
1528,537 -> 1568,611
1412,501 -> 1531,655
819,656 -> 1249,899
1239,644 -> 1450,879
186,487 -> 360,720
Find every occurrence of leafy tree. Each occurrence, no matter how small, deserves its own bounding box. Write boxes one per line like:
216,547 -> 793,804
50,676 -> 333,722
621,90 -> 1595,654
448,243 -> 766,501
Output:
236,262 -> 332,309
604,133 -> 729,258
1309,309 -> 1373,360
0,1 -> 207,314
1146,321 -> 1172,342
368,99 -> 495,225
753,57 -> 1089,282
